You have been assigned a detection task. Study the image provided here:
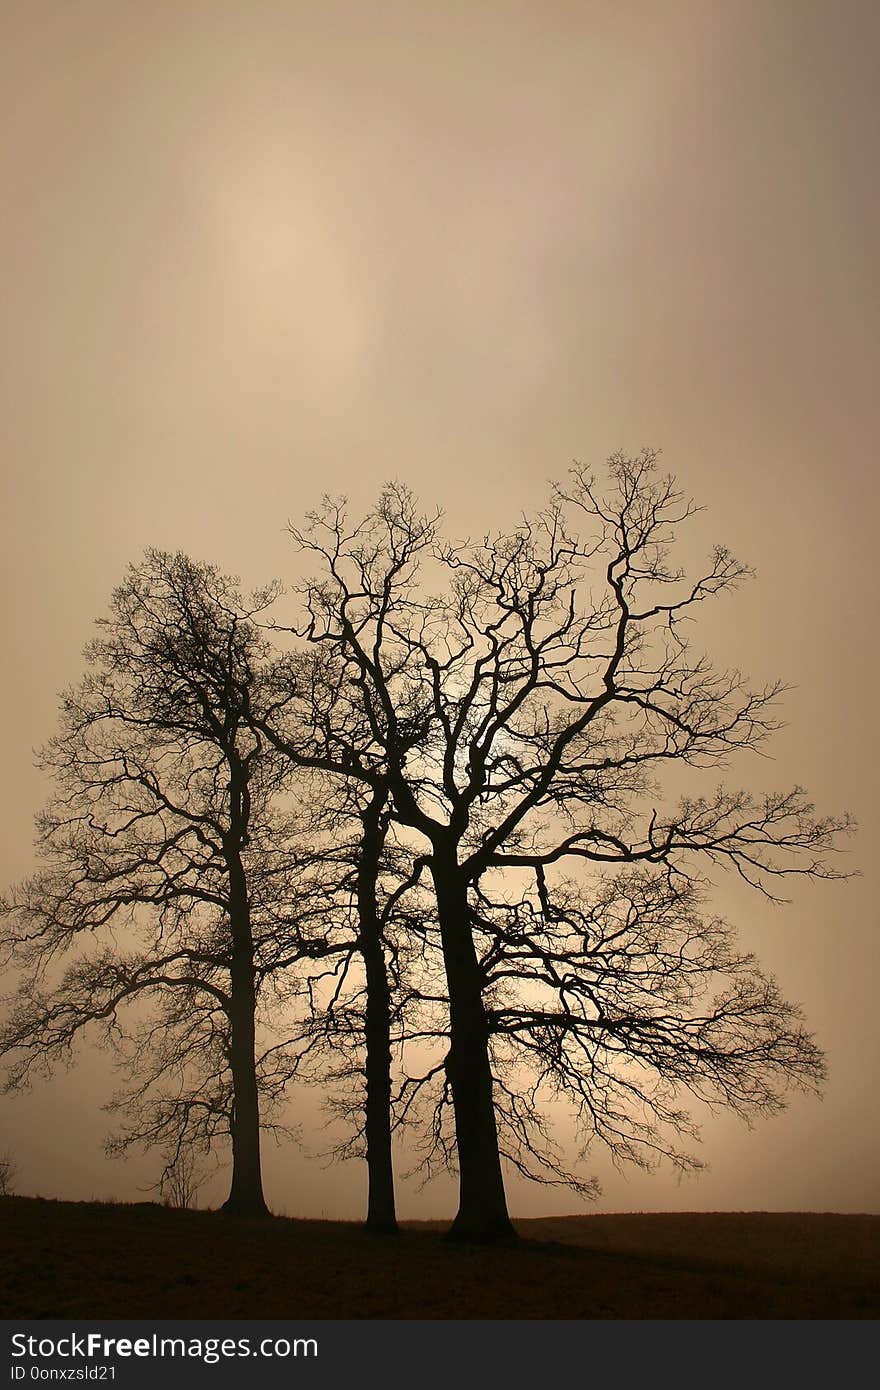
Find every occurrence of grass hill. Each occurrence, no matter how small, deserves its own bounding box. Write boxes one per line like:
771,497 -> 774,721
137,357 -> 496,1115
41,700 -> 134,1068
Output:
2,1197 -> 877,1319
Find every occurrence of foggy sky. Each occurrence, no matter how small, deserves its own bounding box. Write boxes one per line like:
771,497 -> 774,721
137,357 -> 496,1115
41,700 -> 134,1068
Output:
1,0 -> 877,1218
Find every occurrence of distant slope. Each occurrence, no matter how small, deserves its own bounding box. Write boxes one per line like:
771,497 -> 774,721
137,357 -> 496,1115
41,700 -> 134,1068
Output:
2,1197 -> 877,1318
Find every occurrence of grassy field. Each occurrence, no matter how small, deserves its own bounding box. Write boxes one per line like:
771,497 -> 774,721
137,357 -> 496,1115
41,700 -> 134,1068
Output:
1,1196 -> 877,1319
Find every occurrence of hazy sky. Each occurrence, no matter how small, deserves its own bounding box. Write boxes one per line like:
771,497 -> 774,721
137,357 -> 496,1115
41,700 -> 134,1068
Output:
1,0 -> 877,1218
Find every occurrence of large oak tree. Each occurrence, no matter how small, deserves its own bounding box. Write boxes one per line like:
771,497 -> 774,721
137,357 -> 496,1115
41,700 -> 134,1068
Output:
286,457 -> 851,1239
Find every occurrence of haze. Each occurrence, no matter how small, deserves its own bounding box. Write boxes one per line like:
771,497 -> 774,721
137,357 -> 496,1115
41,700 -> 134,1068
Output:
1,0 -> 877,1219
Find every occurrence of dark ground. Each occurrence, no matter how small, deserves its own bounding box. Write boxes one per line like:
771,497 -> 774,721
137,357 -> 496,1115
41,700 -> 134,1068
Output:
1,1197 -> 877,1319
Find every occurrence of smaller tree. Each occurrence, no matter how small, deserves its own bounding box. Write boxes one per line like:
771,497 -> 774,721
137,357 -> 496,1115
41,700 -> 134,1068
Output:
254,631 -> 441,1235
0,551 -> 311,1218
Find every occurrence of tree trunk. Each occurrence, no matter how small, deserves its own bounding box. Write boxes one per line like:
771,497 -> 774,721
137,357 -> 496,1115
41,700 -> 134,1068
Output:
358,791 -> 398,1233
222,852 -> 270,1219
431,849 -> 515,1242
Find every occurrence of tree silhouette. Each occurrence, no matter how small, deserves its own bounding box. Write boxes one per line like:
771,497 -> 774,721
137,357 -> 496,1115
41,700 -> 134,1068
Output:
0,551 -> 318,1218
253,642 -> 436,1233
267,782 -> 436,1235
285,456 -> 852,1239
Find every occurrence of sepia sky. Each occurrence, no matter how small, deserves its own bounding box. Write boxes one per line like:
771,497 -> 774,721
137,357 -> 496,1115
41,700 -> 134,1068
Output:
1,0 -> 877,1218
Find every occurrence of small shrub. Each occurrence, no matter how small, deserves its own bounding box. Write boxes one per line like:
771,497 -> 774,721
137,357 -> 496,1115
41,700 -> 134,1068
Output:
0,1150 -> 18,1196
160,1150 -> 204,1210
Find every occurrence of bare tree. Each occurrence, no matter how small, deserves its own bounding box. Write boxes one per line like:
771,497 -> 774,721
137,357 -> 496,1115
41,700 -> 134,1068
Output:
0,551 -> 316,1218
286,458 -> 852,1239
302,791 -> 429,1233
254,645 -> 436,1233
